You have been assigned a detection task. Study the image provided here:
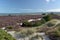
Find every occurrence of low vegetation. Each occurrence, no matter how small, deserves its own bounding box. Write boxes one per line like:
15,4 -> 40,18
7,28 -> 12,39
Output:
22,14 -> 52,27
1,14 -> 59,40
6,26 -> 13,29
42,14 -> 52,22
30,35 -> 43,40
22,20 -> 43,27
15,29 -> 36,38
46,23 -> 60,40
47,22 -> 55,27
0,29 -> 15,40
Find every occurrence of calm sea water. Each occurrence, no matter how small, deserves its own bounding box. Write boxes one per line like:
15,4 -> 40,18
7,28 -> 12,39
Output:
0,13 -> 42,16
0,12 -> 59,16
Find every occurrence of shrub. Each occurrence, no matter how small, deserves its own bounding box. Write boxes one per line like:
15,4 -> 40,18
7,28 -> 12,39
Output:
15,29 -> 36,38
0,29 -> 15,40
22,20 -> 44,27
30,35 -> 43,40
6,26 -> 13,29
43,14 -> 52,22
47,22 -> 55,27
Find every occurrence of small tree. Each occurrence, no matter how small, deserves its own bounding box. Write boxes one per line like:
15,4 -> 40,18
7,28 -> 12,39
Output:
43,14 -> 52,22
42,13 -> 46,15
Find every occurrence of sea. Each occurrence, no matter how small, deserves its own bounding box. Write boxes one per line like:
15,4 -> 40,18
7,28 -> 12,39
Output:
0,12 -> 60,16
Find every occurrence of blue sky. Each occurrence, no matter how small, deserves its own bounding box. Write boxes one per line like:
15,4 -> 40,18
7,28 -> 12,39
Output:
0,0 -> 60,13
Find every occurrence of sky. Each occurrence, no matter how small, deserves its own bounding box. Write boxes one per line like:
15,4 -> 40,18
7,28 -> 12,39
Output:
0,0 -> 60,13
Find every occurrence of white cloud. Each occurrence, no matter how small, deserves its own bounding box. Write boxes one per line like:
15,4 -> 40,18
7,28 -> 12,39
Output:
20,9 -> 33,10
19,9 -> 43,11
46,0 -> 50,3
46,9 -> 60,12
19,9 -> 44,12
45,0 -> 56,3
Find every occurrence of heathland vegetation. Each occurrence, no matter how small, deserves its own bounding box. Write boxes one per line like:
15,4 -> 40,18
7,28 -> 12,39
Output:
22,14 -> 52,27
0,13 -> 60,40
0,29 -> 15,40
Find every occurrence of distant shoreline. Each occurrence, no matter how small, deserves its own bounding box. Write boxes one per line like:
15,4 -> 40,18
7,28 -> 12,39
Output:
0,12 -> 59,16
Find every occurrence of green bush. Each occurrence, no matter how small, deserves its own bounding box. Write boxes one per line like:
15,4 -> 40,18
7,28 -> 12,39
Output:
49,30 -> 60,37
30,35 -> 43,40
22,20 -> 44,27
22,14 -> 52,27
43,15 -> 52,22
6,26 -> 13,29
0,29 -> 16,40
47,22 -> 55,27
19,29 -> 34,37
